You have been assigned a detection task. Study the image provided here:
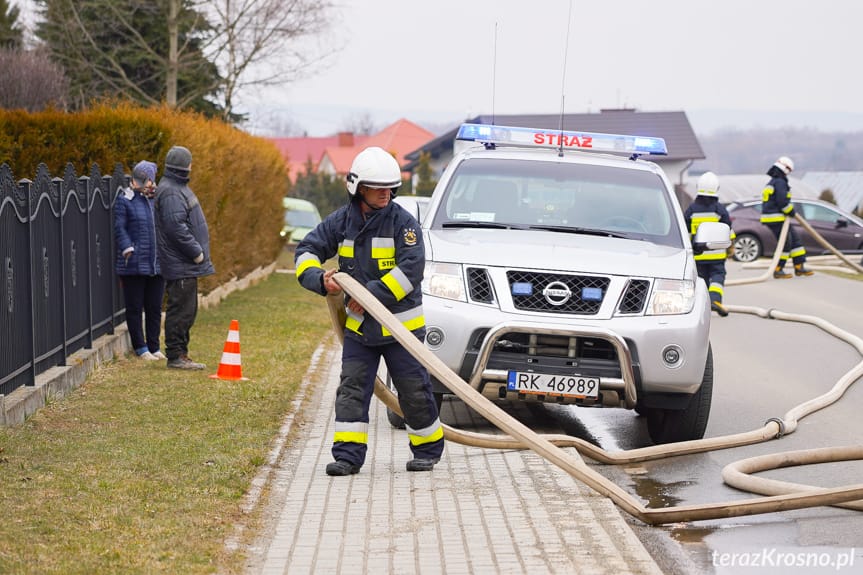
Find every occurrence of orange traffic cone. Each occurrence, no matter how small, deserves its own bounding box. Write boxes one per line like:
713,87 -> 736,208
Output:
210,319 -> 248,380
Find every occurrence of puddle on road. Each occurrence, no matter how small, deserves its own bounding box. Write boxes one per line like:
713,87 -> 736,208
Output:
629,473 -> 689,509
667,524 -> 718,544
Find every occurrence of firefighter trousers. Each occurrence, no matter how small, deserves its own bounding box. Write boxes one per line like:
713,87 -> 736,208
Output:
332,336 -> 445,467
696,261 -> 727,305
765,221 -> 807,267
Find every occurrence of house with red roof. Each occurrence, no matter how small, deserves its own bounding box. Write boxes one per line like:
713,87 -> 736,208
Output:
268,132 -> 370,184
268,118 -> 435,184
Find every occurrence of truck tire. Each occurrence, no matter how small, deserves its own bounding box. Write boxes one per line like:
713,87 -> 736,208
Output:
645,345 -> 713,444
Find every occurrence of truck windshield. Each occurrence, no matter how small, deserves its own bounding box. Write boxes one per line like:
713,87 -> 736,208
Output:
430,158 -> 684,248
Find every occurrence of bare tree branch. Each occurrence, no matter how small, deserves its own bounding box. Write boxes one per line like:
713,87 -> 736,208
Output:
200,0 -> 339,121
0,47 -> 68,111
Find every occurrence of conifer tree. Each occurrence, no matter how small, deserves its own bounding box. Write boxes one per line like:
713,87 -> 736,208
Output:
0,0 -> 22,48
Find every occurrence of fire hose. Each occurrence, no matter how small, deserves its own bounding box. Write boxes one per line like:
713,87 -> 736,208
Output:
324,234 -> 863,524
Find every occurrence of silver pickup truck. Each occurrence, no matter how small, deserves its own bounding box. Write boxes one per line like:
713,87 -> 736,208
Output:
393,123 -> 730,444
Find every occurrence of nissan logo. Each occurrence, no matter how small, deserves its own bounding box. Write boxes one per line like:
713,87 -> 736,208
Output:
542,280 -> 572,306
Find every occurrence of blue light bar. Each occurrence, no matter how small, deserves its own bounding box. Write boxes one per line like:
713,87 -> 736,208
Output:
456,123 -> 667,156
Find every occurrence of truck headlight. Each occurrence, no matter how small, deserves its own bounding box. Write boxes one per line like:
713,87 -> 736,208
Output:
646,279 -> 695,315
422,262 -> 466,302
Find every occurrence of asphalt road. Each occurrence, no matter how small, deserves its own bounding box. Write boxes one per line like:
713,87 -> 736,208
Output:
442,261 -> 863,574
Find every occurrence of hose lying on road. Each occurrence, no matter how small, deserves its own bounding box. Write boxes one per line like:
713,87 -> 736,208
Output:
736,215 -> 863,278
727,217 -> 791,287
326,270 -> 863,526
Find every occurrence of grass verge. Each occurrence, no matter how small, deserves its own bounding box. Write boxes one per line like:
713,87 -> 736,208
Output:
0,251 -> 333,574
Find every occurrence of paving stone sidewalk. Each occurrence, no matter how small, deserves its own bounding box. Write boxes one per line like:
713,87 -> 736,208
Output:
242,340 -> 662,575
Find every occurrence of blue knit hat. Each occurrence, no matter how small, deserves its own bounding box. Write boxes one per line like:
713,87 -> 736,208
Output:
132,160 -> 157,185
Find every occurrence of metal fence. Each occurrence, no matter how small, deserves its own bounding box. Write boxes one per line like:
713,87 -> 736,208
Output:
0,162 -> 126,397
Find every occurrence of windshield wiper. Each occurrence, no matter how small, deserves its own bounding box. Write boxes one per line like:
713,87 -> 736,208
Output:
527,224 -> 632,239
441,220 -> 526,230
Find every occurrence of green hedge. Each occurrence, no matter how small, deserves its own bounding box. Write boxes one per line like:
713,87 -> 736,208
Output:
0,104 -> 288,292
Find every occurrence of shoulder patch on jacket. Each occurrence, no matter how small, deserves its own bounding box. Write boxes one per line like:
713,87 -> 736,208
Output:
403,227 -> 417,246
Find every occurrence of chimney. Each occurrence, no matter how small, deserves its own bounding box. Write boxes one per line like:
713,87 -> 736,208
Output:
337,132 -> 354,147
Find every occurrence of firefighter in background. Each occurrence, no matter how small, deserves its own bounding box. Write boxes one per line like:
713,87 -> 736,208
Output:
684,171 -> 734,317
294,146 -> 444,476
760,156 -> 814,278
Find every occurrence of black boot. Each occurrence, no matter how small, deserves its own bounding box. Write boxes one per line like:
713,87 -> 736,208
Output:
711,301 -> 729,317
406,458 -> 440,472
773,266 -> 792,279
326,460 -> 361,476
794,264 -> 814,277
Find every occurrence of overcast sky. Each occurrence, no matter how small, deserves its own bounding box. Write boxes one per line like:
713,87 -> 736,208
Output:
241,0 -> 863,137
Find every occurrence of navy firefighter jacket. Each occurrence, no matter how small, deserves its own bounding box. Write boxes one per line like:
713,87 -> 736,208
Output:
295,199 -> 426,347
761,172 -> 794,223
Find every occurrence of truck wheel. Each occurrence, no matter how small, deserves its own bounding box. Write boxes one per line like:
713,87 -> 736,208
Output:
645,345 -> 713,444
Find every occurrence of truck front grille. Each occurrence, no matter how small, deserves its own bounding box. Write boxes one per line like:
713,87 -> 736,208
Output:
506,271 -> 609,314
466,267 -> 494,303
618,279 -> 650,314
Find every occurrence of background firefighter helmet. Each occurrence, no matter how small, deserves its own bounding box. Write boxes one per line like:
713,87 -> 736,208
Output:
345,147 -> 402,196
696,171 -> 720,197
773,156 -> 795,175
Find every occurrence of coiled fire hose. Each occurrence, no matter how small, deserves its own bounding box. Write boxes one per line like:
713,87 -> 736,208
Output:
324,255 -> 863,524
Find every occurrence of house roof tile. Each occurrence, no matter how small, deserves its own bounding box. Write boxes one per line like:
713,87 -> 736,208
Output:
320,118 -> 435,175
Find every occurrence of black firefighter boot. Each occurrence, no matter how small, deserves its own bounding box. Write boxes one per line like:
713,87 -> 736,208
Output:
773,266 -> 792,279
406,458 -> 440,472
794,263 -> 814,276
326,460 -> 361,476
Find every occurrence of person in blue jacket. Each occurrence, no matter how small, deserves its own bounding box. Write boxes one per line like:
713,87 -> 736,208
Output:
295,146 -> 444,476
114,160 -> 166,360
154,146 -> 215,370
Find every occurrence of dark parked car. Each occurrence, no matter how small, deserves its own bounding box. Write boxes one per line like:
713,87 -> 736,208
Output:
727,198 -> 863,263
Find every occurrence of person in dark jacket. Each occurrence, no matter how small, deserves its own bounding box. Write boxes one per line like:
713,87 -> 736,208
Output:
760,156 -> 813,278
154,146 -> 215,370
114,160 -> 166,359
295,146 -> 444,476
683,171 -> 735,317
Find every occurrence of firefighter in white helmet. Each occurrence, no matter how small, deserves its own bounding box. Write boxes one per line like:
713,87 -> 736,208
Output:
684,171 -> 735,316
294,146 -> 444,475
760,156 -> 813,278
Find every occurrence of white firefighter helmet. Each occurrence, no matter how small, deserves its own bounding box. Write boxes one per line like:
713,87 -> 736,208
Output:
345,147 -> 402,196
773,156 -> 794,175
696,171 -> 720,197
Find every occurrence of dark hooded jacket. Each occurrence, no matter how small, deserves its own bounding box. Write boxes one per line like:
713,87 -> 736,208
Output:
154,166 -> 215,281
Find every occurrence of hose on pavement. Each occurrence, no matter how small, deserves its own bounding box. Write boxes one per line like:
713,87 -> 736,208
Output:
326,264 -> 863,525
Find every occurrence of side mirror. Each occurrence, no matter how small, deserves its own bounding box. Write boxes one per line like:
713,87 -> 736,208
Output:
692,221 -> 732,254
393,196 -> 421,222
836,218 -> 848,229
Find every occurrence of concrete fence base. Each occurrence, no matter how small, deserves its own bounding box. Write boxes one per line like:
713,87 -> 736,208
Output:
1,262 -> 278,426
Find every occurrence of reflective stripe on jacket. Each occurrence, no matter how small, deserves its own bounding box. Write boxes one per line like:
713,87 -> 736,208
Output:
295,199 -> 426,346
761,175 -> 794,223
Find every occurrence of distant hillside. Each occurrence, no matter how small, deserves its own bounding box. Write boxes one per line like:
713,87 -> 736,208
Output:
691,128 -> 863,174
